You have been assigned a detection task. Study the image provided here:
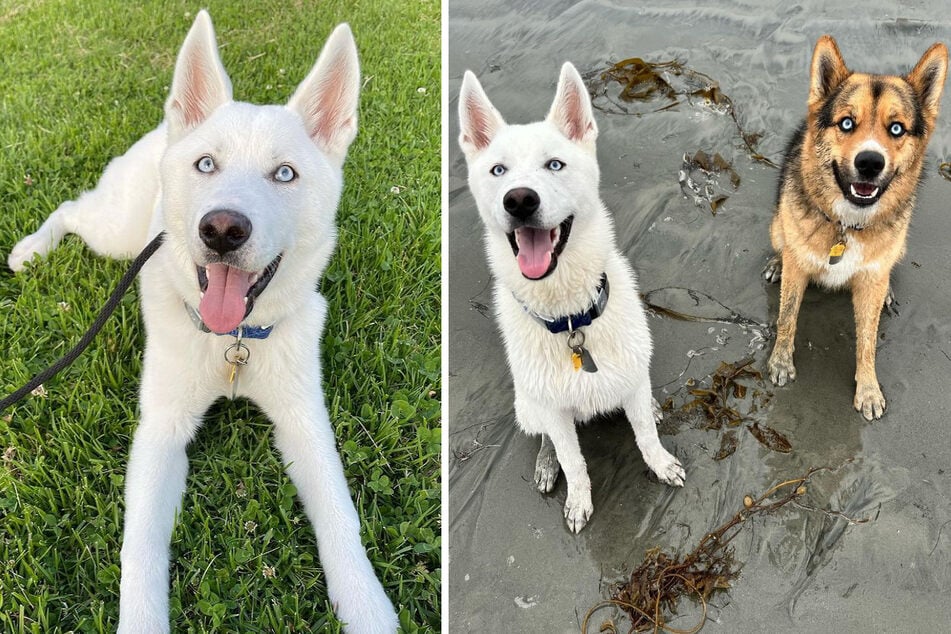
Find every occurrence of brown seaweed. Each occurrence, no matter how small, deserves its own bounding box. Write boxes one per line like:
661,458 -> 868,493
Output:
582,463 -> 868,633
601,57 -> 682,102
748,422 -> 792,454
679,150 -> 741,214
674,355 -> 787,459
640,287 -> 768,330
713,430 -> 738,461
590,58 -> 779,168
682,356 -> 760,431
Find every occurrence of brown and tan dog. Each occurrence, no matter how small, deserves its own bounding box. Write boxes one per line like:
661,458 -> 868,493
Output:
765,36 -> 948,420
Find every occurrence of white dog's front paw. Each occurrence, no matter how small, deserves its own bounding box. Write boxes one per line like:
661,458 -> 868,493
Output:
534,443 -> 561,493
644,449 -> 685,487
334,580 -> 398,634
7,231 -> 49,272
563,486 -> 593,533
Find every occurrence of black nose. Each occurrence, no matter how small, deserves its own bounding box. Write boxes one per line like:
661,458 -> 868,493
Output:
503,188 -> 540,220
854,151 -> 885,179
199,210 -> 252,255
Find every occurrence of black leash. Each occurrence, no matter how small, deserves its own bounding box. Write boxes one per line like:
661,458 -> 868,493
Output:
0,231 -> 166,413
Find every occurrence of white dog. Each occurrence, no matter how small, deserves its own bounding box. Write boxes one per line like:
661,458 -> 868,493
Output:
8,12 -> 397,633
457,63 -> 685,533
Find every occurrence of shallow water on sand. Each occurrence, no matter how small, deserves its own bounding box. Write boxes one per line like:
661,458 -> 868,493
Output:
448,2 -> 951,631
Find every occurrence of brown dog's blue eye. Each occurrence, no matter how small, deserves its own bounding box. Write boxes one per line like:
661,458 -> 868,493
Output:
889,122 -> 905,137
546,159 -> 564,171
491,164 -> 507,176
838,117 -> 855,132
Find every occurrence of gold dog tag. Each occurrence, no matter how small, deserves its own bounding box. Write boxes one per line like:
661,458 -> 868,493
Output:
828,241 -> 846,265
224,336 -> 250,399
571,346 -> 598,373
567,327 -> 597,373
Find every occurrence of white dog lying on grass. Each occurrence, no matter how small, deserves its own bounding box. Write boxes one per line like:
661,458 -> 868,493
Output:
9,11 -> 397,633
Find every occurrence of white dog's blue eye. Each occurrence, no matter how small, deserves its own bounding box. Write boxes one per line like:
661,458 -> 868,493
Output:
196,155 -> 216,173
274,164 -> 296,182
490,164 -> 506,177
546,159 -> 564,171
838,117 -> 854,132
889,122 -> 905,137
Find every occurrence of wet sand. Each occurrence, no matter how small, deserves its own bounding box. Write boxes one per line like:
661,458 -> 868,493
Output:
448,2 -> 951,631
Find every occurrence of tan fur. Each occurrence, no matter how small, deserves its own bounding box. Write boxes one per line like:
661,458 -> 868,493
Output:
767,36 -> 948,420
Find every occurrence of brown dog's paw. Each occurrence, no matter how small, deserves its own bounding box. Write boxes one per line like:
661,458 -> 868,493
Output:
854,383 -> 886,420
763,255 -> 782,284
883,286 -> 900,317
768,349 -> 796,386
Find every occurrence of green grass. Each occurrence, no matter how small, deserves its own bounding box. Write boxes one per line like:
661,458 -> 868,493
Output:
0,1 -> 440,632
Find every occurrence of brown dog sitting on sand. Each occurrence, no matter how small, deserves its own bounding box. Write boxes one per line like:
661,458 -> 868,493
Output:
764,36 -> 948,420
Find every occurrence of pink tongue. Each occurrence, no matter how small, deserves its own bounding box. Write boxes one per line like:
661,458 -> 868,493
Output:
515,226 -> 554,279
853,182 -> 877,196
199,263 -> 255,334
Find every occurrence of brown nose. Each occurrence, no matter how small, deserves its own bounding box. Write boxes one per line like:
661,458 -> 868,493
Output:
199,210 -> 252,255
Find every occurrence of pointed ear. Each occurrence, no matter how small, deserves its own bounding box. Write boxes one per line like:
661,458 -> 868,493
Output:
809,35 -> 850,105
165,10 -> 233,142
287,23 -> 361,168
458,71 -> 505,158
907,42 -> 949,122
546,62 -> 597,144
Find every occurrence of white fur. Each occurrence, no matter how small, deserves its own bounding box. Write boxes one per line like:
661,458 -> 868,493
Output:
8,11 -> 396,633
802,234 -> 879,289
458,64 -> 685,534
856,138 -> 887,158
832,196 -> 882,229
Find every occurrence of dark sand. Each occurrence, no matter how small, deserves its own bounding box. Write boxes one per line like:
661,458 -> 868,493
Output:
448,2 -> 951,631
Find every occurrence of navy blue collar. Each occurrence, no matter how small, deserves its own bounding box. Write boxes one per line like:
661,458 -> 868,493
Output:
184,302 -> 274,339
518,273 -> 609,334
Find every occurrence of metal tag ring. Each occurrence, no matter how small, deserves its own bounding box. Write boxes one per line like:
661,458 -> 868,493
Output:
224,342 -> 250,365
567,329 -> 585,348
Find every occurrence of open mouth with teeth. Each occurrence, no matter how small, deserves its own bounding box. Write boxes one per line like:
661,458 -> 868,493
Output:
506,216 -> 573,280
196,255 -> 282,333
844,181 -> 884,206
833,162 -> 889,207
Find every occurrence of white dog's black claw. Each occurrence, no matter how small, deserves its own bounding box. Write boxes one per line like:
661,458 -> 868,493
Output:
534,454 -> 560,494
564,503 -> 592,533
654,459 -> 686,487
563,488 -> 593,533
534,436 -> 561,494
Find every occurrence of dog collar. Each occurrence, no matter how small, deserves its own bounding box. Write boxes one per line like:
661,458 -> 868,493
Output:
184,302 -> 274,339
517,273 -> 609,334
819,210 -> 865,231
817,213 -> 866,265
